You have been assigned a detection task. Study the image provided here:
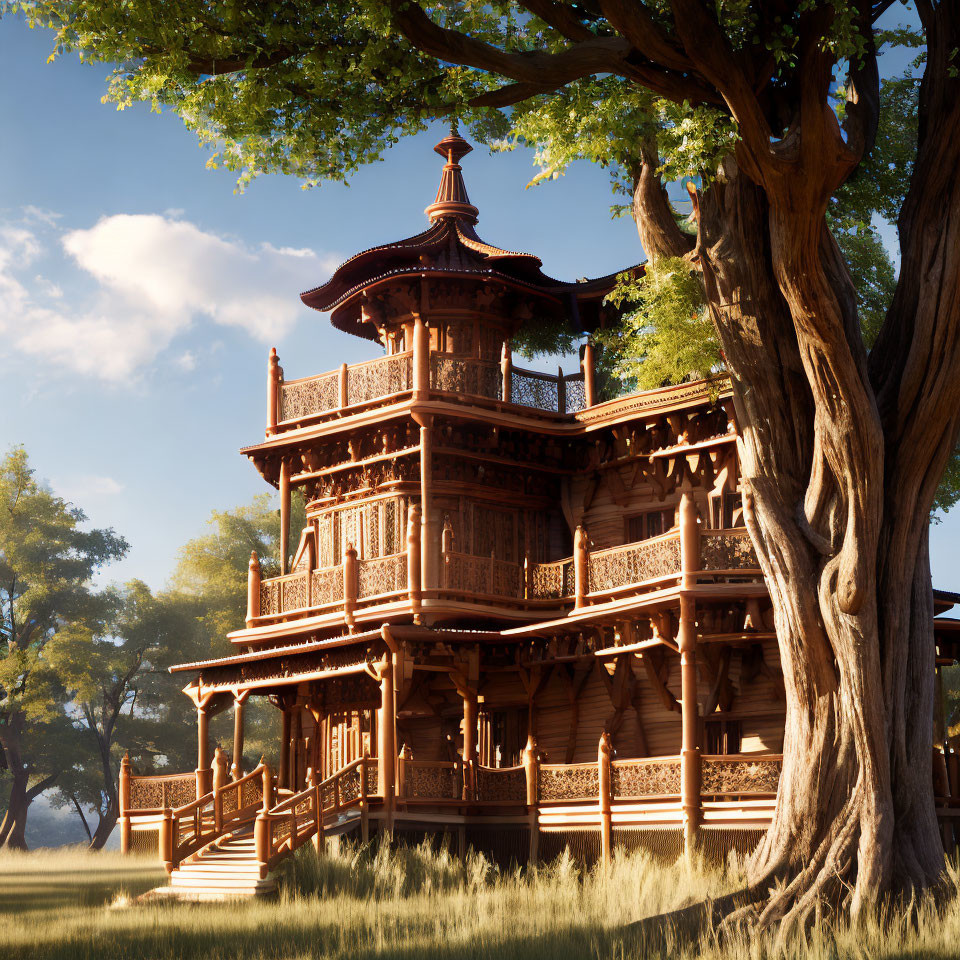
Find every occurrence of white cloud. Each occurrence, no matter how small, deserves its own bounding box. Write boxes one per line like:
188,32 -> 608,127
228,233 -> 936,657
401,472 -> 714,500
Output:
0,212 -> 340,383
56,473 -> 125,503
176,350 -> 197,372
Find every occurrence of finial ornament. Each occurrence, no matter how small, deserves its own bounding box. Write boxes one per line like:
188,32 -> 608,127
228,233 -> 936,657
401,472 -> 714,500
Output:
425,131 -> 479,223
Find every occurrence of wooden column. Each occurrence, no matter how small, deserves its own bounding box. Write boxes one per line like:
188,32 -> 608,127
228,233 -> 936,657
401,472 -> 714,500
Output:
213,746 -> 228,831
501,341 -> 512,403
523,735 -> 539,865
118,752 -> 132,854
254,762 -> 273,874
598,731 -> 613,865
462,691 -> 478,801
195,701 -> 212,797
279,706 -> 292,791
230,691 -> 248,780
417,414 -> 439,594
343,542 -> 358,630
679,491 -> 701,856
573,524 -> 590,609
266,347 -> 281,436
412,315 -> 429,399
582,339 -> 597,407
279,459 -> 291,575
378,654 -> 397,834
407,503 -> 423,621
292,706 -> 303,791
246,551 -> 261,627
338,361 -> 348,408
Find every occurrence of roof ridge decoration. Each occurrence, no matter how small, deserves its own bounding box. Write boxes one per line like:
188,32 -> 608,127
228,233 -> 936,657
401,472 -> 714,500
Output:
424,131 -> 480,224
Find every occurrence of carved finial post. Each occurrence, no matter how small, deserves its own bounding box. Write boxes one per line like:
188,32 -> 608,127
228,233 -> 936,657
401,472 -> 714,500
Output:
441,517 -> 453,589
159,804 -> 174,874
522,735 -> 539,864
573,524 -> 590,610
119,752 -> 132,854
378,657 -> 397,836
213,746 -> 228,831
232,691 -> 248,780
339,361 -> 349,409
500,340 -> 512,403
246,551 -> 261,627
266,347 -> 281,437
582,338 -> 597,408
407,504 -> 423,621
398,743 -> 412,801
195,701 -> 212,798
557,365 -> 567,414
598,731 -> 613,865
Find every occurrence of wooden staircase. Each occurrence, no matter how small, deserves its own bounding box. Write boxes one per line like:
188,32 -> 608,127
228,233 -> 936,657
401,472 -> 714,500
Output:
165,828 -> 278,900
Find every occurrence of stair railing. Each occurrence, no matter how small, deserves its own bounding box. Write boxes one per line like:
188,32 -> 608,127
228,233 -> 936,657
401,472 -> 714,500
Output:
255,753 -> 375,875
160,760 -> 270,873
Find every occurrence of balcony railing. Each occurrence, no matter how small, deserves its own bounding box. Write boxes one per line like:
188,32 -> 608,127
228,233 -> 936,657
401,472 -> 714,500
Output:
267,343 -> 591,433
249,527 -> 762,623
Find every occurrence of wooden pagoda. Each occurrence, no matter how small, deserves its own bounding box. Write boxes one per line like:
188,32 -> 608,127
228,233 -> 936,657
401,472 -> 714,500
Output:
120,133 -> 960,898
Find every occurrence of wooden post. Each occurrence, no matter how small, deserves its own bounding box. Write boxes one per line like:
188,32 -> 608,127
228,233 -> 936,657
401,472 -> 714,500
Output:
232,692 -> 248,779
418,415 -> 438,593
557,365 -> 566,413
501,341 -> 512,403
306,532 -> 317,607
360,747 -> 370,843
196,702 -> 212,798
398,743 -> 412,800
266,347 -> 280,436
679,491 -> 701,590
339,361 -> 348,408
159,805 -> 174,874
118,752 -> 132,854
255,762 -> 273,878
523,735 -> 539,865
407,504 -> 422,621
279,706 -> 292,791
378,655 -> 396,835
573,525 -> 590,609
413,315 -> 430,399
582,338 -> 597,407
441,517 -> 453,589
246,551 -> 261,627
343,542 -> 358,630
598,731 -> 613,865
279,458 -> 291,576
212,746 -> 228,831
462,691 -> 478,801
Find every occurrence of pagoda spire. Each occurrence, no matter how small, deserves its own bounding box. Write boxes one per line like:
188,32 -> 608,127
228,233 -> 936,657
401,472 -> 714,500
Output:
424,129 -> 479,224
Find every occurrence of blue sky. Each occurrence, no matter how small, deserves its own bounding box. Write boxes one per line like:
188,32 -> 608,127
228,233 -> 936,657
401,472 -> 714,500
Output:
1,13 -> 957,594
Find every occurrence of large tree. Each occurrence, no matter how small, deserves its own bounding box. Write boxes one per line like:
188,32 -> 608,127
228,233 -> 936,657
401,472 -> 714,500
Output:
18,0 -> 960,929
0,446 -> 128,848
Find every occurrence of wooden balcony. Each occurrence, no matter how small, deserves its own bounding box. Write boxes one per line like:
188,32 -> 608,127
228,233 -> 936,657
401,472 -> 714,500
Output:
267,347 -> 589,436
245,528 -> 761,633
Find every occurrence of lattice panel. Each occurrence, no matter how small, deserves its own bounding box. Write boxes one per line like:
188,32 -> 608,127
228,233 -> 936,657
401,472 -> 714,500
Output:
317,515 -> 334,569
700,532 -> 760,571
338,767 -> 362,804
529,559 -> 574,599
430,356 -> 501,399
474,766 -> 526,802
511,370 -> 558,411
129,774 -> 195,810
357,554 -> 407,598
281,573 -> 308,611
280,372 -> 339,421
563,375 -> 586,413
588,536 -> 682,593
311,566 -> 343,606
611,760 -> 681,798
240,778 -> 264,809
260,579 -> 281,616
473,506 -> 516,562
346,354 -> 412,406
701,757 -> 781,794
405,763 -> 461,799
364,762 -> 379,797
445,554 -> 522,598
538,764 -> 599,802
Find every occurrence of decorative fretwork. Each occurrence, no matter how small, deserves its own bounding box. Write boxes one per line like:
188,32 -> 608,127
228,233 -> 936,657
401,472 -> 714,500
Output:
511,368 -> 558,411
700,531 -> 760,571
345,353 -> 413,407
311,566 -> 343,606
588,535 -> 682,593
431,355 -> 501,399
129,773 -> 196,810
260,579 -> 281,616
538,763 -> 599,802
474,765 -> 526,803
357,554 -> 407,599
564,374 -> 586,413
364,760 -> 379,797
701,756 -> 782,795
529,559 -> 574,599
280,371 -> 339,421
611,759 -> 681,798
336,766 -> 362,805
444,553 -> 522,598
281,573 -> 308,611
405,762 -> 461,800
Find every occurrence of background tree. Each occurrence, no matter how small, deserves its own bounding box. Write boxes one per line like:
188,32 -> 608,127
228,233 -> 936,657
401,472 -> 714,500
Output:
0,446 -> 127,848
16,0 -> 960,928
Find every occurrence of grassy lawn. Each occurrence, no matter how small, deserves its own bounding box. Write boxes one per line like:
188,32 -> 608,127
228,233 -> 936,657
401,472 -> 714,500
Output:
2,840 -> 960,959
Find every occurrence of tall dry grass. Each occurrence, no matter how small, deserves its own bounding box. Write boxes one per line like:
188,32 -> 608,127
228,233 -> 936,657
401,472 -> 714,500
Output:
0,839 -> 958,960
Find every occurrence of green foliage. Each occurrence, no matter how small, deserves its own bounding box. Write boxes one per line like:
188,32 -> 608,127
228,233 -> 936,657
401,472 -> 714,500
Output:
597,258 -> 721,392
